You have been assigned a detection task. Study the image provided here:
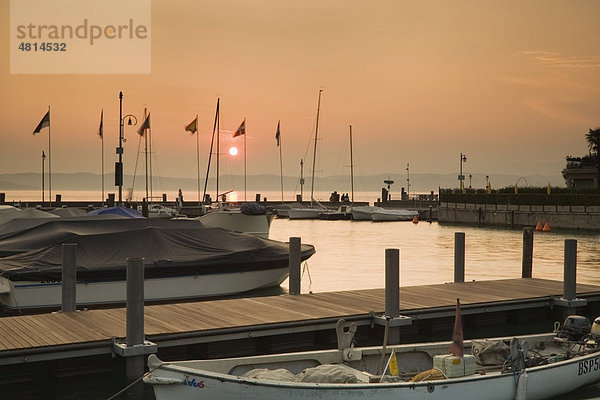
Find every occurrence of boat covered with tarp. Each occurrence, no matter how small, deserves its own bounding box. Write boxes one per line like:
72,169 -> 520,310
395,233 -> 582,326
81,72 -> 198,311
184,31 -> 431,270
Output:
0,218 -> 315,312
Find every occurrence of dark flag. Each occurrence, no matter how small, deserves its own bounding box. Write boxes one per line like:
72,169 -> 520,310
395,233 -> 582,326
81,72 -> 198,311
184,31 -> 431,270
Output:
33,111 -> 50,135
98,109 -> 104,138
450,298 -> 464,357
138,113 -> 151,136
233,119 -> 245,137
275,120 -> 281,146
185,117 -> 197,134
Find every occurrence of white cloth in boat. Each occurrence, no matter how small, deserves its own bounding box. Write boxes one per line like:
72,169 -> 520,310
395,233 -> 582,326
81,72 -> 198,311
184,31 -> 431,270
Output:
241,364 -> 370,384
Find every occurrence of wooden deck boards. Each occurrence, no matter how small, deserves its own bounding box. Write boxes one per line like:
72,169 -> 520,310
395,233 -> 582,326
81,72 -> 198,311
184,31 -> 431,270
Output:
1,278 -> 599,354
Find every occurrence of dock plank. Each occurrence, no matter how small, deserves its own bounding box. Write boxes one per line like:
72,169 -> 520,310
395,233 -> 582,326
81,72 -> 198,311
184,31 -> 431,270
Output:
1,278 -> 600,356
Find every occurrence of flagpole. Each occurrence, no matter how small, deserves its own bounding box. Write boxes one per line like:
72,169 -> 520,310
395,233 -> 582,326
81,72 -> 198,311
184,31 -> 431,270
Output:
144,108 -> 148,202
41,151 -> 45,203
278,121 -> 284,203
101,110 -> 105,206
243,118 -> 247,202
195,114 -> 200,205
48,105 -> 52,207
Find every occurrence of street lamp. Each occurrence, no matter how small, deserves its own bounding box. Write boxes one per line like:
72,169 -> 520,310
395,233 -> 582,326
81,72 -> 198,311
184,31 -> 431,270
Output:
468,174 -> 472,189
486,175 -> 489,187
116,91 -> 137,205
458,153 -> 467,191
406,163 -> 410,198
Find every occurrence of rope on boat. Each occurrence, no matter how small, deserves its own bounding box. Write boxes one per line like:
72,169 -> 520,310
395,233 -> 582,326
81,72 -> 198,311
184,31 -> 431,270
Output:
301,261 -> 313,293
105,366 -> 157,400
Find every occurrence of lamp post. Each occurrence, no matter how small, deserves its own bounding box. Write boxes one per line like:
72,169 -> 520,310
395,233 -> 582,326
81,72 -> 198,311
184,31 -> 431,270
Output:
116,91 -> 137,205
486,175 -> 489,188
468,174 -> 472,189
458,153 -> 467,191
406,163 -> 410,198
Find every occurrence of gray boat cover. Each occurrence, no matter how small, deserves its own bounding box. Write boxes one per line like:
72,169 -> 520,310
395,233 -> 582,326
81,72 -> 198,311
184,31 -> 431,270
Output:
0,218 -> 315,282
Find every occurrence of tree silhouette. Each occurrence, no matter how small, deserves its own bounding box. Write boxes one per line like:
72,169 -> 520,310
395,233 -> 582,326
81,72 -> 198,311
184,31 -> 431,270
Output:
585,127 -> 600,189
585,128 -> 600,155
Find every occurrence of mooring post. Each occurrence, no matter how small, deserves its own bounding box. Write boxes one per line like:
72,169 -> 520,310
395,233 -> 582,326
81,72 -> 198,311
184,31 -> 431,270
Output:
522,227 -> 533,278
61,243 -> 77,312
385,248 -> 400,344
289,237 -> 301,295
454,232 -> 465,283
126,257 -> 145,393
563,239 -> 577,301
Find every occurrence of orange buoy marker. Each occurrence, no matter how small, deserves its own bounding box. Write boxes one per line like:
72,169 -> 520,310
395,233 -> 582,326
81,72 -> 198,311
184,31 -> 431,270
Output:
412,215 -> 419,224
542,222 -> 551,232
535,222 -> 543,231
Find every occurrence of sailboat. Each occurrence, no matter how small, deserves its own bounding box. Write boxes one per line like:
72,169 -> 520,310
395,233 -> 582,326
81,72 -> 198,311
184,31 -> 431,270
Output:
288,90 -> 329,220
195,99 -> 274,238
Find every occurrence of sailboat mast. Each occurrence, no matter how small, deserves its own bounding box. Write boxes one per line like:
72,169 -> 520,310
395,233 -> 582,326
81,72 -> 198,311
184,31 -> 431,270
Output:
349,124 -> 354,205
216,100 -> 220,201
202,98 -> 219,204
310,89 -> 323,204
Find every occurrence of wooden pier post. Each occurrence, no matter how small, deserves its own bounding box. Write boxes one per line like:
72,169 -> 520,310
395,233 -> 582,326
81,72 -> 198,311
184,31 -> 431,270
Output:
522,227 -> 533,278
126,257 -> 145,393
61,243 -> 77,312
563,239 -> 577,301
289,237 -> 301,295
385,248 -> 400,344
454,232 -> 465,283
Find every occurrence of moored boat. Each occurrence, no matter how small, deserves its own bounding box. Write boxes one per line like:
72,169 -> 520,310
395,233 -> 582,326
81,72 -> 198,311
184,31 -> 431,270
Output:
145,315 -> 600,400
0,218 -> 315,312
197,203 -> 274,239
350,205 -> 384,220
370,209 -> 419,222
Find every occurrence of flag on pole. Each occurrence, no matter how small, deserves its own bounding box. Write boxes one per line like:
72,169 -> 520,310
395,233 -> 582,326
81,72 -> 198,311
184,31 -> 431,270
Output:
449,298 -> 464,357
138,113 -> 151,136
98,109 -> 104,138
185,117 -> 198,134
33,111 -> 50,135
275,120 -> 281,146
233,119 -> 245,137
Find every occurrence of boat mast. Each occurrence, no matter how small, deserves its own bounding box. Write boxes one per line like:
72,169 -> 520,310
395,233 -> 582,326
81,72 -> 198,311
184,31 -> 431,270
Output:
202,98 -> 220,204
349,124 -> 354,205
310,89 -> 323,205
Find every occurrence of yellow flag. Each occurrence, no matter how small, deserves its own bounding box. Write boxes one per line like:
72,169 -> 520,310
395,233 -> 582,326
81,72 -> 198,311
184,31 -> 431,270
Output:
389,349 -> 399,376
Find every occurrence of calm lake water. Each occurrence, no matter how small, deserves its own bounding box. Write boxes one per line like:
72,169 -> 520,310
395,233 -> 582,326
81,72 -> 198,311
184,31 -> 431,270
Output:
3,194 -> 600,399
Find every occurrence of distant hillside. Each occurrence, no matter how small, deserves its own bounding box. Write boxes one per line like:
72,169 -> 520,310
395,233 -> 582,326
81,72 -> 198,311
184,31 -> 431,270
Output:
0,172 -> 566,194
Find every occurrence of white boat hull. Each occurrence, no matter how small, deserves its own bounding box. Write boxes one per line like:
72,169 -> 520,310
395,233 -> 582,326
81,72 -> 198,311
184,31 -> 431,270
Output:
198,210 -> 274,238
287,208 -> 323,220
370,209 -> 419,221
0,267 -> 288,311
146,333 -> 600,400
350,206 -> 383,221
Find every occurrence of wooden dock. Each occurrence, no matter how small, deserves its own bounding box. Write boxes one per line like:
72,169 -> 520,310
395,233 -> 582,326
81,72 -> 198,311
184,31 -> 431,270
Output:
2,278 -> 600,367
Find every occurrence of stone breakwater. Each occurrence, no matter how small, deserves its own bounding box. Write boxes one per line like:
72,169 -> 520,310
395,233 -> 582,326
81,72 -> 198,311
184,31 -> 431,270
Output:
438,202 -> 600,231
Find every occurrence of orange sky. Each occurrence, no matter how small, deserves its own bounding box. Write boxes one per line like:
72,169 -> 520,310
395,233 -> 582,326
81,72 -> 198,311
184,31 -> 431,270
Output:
1,0 -> 600,188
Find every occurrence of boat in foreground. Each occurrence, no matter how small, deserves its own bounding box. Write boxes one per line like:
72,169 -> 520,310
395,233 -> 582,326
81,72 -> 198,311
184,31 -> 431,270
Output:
0,218 -> 315,312
145,315 -> 600,400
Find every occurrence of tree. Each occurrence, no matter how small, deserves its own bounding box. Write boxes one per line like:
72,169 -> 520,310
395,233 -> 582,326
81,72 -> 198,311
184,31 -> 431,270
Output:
585,127 -> 600,189
585,127 -> 600,155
